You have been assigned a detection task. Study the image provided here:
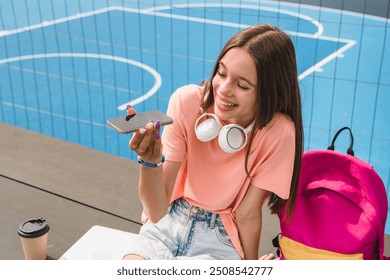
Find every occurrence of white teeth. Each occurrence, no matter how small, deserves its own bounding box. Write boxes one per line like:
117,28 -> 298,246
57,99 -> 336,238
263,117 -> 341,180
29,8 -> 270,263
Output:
218,98 -> 237,108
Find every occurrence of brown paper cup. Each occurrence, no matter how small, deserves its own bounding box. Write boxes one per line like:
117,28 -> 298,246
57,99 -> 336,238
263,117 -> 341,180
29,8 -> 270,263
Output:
18,218 -> 50,260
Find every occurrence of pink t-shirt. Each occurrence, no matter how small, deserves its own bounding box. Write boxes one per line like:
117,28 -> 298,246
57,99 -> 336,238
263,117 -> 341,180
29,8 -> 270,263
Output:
162,84 -> 295,258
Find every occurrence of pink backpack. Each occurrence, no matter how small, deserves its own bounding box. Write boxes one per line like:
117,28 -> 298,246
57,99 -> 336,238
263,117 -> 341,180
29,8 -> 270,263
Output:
274,127 -> 389,260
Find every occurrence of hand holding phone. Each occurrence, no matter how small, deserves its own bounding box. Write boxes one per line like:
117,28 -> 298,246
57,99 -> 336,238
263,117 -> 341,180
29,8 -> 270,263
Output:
107,110 -> 173,134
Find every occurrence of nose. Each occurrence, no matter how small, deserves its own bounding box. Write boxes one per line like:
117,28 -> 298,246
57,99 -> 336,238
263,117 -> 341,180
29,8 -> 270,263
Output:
218,77 -> 233,96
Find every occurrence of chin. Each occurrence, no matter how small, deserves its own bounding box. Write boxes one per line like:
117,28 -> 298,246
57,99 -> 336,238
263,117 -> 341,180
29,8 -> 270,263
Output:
213,107 -> 232,124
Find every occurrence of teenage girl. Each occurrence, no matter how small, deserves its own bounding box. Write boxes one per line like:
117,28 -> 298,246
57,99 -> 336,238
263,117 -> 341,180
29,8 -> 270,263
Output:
124,23 -> 303,260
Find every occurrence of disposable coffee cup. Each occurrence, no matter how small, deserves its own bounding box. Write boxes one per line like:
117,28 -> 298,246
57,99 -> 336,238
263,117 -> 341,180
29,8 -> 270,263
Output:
17,218 -> 50,260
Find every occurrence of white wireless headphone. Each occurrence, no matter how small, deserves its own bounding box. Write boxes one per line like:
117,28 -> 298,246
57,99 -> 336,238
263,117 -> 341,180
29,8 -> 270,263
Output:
194,113 -> 253,153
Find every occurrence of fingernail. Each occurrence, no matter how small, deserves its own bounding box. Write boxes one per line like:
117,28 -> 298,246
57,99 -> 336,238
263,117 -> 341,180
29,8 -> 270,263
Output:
139,128 -> 146,135
155,120 -> 161,129
146,122 -> 154,129
126,114 -> 134,121
126,105 -> 136,121
156,131 -> 161,139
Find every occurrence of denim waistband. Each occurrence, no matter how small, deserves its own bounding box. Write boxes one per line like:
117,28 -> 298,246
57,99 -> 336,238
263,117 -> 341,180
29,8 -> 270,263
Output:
170,198 -> 220,229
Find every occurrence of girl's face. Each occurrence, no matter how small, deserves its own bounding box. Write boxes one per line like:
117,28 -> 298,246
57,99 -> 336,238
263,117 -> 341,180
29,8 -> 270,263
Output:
212,47 -> 258,127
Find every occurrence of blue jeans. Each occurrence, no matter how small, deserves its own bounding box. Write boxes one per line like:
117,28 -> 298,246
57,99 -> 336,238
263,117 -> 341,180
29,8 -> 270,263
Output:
124,198 -> 241,259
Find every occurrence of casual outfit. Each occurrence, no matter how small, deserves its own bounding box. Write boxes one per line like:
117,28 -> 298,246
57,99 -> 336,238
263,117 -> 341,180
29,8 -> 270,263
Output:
126,84 -> 295,259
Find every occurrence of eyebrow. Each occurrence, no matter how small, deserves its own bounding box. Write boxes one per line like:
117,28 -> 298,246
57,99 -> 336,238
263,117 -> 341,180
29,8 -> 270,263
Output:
219,61 -> 256,88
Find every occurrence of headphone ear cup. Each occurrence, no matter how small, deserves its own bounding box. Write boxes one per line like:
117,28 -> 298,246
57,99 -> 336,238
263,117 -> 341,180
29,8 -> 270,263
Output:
218,124 -> 247,153
195,116 -> 222,142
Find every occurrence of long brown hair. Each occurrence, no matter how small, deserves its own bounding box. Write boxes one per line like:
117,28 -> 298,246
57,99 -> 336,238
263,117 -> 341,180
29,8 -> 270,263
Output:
201,24 -> 303,218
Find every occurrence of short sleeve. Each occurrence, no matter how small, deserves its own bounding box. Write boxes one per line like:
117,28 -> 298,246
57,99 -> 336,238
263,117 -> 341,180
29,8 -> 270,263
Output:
250,119 -> 295,199
162,86 -> 194,162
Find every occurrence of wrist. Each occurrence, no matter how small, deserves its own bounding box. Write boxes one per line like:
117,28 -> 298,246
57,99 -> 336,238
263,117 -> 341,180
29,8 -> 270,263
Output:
138,155 -> 165,168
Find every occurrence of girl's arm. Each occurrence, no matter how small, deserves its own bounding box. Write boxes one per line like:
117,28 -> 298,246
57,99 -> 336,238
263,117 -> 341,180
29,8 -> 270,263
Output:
130,121 -> 181,223
235,185 -> 270,260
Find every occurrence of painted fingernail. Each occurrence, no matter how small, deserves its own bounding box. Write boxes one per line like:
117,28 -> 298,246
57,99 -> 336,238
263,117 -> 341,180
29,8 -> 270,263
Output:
139,128 -> 146,135
146,122 -> 154,129
156,131 -> 161,139
126,105 -> 136,121
126,113 -> 135,121
155,120 -> 161,129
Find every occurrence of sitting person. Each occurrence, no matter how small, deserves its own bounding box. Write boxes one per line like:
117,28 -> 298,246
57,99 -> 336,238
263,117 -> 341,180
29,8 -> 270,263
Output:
124,23 -> 303,260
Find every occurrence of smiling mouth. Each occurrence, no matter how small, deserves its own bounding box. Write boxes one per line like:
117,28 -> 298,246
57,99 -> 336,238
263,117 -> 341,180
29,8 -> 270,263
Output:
217,97 -> 238,108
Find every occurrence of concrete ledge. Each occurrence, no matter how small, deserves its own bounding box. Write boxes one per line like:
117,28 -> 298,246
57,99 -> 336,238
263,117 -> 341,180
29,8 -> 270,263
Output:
0,123 -> 143,222
0,123 -> 143,259
0,176 -> 141,259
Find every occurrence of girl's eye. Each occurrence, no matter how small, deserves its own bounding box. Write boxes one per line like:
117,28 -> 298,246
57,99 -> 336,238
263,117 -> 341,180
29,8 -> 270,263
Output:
238,83 -> 250,90
217,71 -> 226,77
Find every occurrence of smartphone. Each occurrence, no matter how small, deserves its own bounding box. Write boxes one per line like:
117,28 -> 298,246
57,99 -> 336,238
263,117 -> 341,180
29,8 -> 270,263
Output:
107,110 -> 173,134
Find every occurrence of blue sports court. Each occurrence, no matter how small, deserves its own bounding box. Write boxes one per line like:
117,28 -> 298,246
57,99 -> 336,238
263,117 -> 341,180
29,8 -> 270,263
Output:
0,1 -> 389,233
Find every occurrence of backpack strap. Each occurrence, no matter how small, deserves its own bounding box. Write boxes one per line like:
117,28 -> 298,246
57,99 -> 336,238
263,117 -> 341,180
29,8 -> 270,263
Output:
327,126 -> 355,156
272,233 -> 281,258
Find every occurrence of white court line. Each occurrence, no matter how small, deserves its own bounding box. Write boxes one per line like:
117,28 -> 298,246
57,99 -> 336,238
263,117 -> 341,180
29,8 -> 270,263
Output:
0,6 -> 161,111
0,53 -> 162,111
7,64 -> 139,96
0,4 -> 356,108
0,100 -> 105,127
0,6 -> 118,37
298,39 -> 356,80
246,0 -> 390,23
142,3 -> 324,38
132,4 -> 356,80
